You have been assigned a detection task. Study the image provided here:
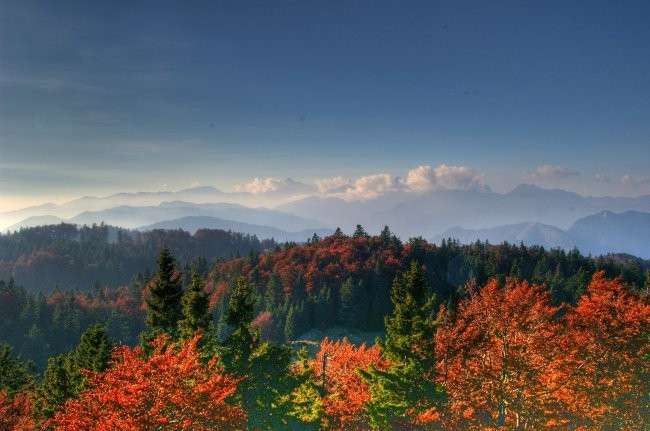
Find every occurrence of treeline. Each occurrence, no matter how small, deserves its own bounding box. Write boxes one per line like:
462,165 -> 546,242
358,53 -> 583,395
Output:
1,226 -> 649,370
1,246 -> 648,430
0,223 -> 277,293
207,226 -> 649,342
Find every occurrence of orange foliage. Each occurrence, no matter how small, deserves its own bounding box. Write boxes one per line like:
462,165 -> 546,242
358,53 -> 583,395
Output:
559,271 -> 650,429
311,338 -> 389,431
0,390 -> 35,431
436,278 -> 567,430
48,335 -> 246,431
436,273 -> 650,430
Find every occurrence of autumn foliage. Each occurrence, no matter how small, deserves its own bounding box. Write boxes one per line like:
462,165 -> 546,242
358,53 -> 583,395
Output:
48,334 -> 245,431
436,272 -> 650,430
0,390 -> 35,431
311,338 -> 389,430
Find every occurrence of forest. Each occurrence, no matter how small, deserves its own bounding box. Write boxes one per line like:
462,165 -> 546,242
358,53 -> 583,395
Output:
0,225 -> 649,430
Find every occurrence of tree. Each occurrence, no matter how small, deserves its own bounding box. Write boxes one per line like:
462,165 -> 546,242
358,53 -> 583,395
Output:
70,324 -> 113,394
353,224 -> 369,239
0,390 -> 34,431
362,261 -> 443,429
221,276 -> 299,430
48,335 -> 246,431
0,343 -> 34,395
73,324 -> 113,375
178,272 -> 213,343
312,338 -> 389,430
37,354 -> 77,420
144,246 -> 184,338
435,277 -> 567,430
560,271 -> 650,429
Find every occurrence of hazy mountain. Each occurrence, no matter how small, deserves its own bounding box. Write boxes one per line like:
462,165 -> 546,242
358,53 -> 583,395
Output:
0,186 -> 290,231
4,185 -> 650,243
432,222 -> 577,250
568,210 -> 650,258
68,201 -> 327,231
433,210 -> 650,259
139,216 -> 332,242
7,215 -> 66,232
277,185 -> 650,238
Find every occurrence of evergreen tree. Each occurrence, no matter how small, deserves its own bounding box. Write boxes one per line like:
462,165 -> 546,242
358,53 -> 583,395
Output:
361,261 -> 444,429
145,246 -> 184,338
0,343 -> 34,395
339,277 -> 366,328
353,224 -> 369,239
36,354 -> 77,420
284,304 -> 297,342
69,324 -> 113,394
73,324 -> 113,375
178,272 -> 213,342
220,276 -> 298,430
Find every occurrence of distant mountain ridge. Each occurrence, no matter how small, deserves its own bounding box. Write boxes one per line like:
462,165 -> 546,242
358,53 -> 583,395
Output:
139,216 -> 332,242
4,184 -> 650,258
433,210 -> 650,259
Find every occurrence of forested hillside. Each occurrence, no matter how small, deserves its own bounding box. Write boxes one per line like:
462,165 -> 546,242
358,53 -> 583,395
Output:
1,226 -> 649,429
0,223 -> 277,293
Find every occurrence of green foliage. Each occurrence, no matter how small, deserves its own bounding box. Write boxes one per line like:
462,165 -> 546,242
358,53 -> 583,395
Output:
145,246 -> 184,338
0,343 -> 35,395
178,272 -> 213,342
382,261 -> 437,363
363,261 -> 444,429
36,353 -> 77,419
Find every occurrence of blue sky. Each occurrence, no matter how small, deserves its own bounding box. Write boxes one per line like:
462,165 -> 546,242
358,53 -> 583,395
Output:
1,0 -> 649,211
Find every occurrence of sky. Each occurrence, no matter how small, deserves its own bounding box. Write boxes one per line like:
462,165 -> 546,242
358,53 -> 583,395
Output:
1,0 -> 649,212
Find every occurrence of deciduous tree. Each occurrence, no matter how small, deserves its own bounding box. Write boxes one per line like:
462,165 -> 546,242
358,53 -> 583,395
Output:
48,334 -> 245,431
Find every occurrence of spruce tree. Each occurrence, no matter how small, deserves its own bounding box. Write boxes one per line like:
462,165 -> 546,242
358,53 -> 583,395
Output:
220,276 -> 298,430
361,261 -> 444,429
0,343 -> 34,395
178,272 -> 213,342
73,324 -> 112,375
145,246 -> 184,337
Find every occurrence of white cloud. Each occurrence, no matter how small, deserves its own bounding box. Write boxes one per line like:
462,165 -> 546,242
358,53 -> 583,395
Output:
313,176 -> 351,194
594,173 -> 610,182
234,177 -> 313,195
330,173 -> 401,201
522,164 -> 579,181
620,175 -> 647,188
402,164 -> 488,192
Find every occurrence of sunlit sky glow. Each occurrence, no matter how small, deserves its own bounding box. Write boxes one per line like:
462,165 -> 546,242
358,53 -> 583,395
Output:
1,0 -> 649,212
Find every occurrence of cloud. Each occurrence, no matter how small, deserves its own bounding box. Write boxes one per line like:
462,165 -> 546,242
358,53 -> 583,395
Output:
594,173 -> 610,182
620,175 -> 647,188
313,176 -> 351,194
402,165 -> 488,192
522,165 -> 579,181
235,177 -> 314,195
233,164 -> 489,202
335,173 -> 402,201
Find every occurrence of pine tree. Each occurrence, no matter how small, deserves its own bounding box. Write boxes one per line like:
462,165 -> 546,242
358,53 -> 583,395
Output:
220,276 -> 298,430
352,224 -> 369,239
178,272 -> 213,342
37,354 -> 76,419
145,246 -> 184,338
73,324 -> 112,375
361,261 -> 444,429
0,343 -> 34,395
284,304 -> 297,342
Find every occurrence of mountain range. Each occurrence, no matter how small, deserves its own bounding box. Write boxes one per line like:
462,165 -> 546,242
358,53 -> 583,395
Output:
2,184 -> 650,258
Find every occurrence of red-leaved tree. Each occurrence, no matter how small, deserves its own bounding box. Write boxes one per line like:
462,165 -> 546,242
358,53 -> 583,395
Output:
436,278 -> 568,430
48,334 -> 246,431
559,271 -> 650,429
312,337 -> 389,430
0,390 -> 35,431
